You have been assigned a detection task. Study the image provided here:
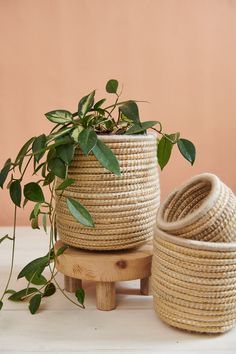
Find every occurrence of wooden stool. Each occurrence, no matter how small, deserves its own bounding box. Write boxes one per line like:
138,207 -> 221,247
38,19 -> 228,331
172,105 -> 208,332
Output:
54,240 -> 153,311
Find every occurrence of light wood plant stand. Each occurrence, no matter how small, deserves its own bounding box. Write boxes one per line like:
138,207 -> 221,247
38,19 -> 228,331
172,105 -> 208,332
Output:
55,240 -> 153,311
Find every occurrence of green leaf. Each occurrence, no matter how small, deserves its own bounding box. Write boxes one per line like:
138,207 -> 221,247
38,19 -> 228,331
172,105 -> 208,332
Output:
32,134 -> 47,162
23,198 -> 29,208
43,172 -> 55,186
15,137 -> 35,172
168,132 -> 180,144
48,248 -> 55,261
56,245 -> 69,256
16,137 -> 35,162
66,197 -> 94,227
56,178 -> 75,191
53,133 -> 74,146
125,121 -> 160,134
42,214 -> 47,233
42,164 -> 47,178
104,119 -> 115,130
94,98 -> 106,109
48,157 -> 66,178
18,255 -> 49,279
8,288 -> 38,301
24,182 -> 45,203
92,139 -> 120,176
31,217 -> 40,229
0,234 -> 13,244
56,144 -> 74,165
49,127 -> 74,143
119,101 -> 140,124
177,138 -> 196,165
26,271 -> 47,285
10,180 -> 22,207
45,110 -> 73,124
95,108 -> 106,116
79,129 -> 97,155
79,114 -> 95,128
29,209 -> 35,220
43,283 -> 56,297
0,300 -> 3,310
33,202 -> 41,218
29,294 -> 42,314
106,79 -> 118,94
75,288 -> 85,305
47,148 -> 56,162
71,126 -> 83,142
78,90 -> 95,119
4,289 -> 16,295
157,136 -> 173,170
34,162 -> 45,175
0,158 -> 11,189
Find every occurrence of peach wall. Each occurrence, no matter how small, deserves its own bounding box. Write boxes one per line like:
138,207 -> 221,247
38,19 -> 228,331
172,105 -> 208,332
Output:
0,0 -> 236,225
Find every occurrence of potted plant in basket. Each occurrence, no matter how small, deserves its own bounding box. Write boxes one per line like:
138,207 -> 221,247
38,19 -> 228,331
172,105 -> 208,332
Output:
0,79 -> 195,314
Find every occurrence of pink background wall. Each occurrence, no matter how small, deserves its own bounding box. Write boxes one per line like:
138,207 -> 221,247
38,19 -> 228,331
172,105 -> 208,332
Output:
0,0 -> 236,225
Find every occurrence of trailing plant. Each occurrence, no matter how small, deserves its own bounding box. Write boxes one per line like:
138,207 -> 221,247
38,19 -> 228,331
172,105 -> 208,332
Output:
0,79 -> 195,314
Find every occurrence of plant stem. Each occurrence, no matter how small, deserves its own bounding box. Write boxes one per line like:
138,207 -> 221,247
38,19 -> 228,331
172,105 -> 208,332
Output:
0,155 -> 34,301
20,156 -> 33,181
104,100 -> 149,110
52,273 -> 85,309
46,183 -> 84,309
109,93 -> 120,116
50,123 -> 61,134
151,127 -> 177,144
0,206 -> 17,301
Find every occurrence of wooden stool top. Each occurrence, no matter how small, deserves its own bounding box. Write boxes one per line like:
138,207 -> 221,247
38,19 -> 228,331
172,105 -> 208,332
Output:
55,240 -> 153,282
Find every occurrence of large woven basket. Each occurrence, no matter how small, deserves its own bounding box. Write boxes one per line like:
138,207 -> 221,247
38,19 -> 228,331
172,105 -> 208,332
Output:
152,227 -> 236,333
156,173 -> 236,242
55,134 -> 160,250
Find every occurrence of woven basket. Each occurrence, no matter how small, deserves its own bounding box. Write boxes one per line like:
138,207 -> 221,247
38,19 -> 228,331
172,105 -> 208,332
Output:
153,174 -> 236,333
152,227 -> 236,333
55,134 -> 160,250
156,173 -> 236,243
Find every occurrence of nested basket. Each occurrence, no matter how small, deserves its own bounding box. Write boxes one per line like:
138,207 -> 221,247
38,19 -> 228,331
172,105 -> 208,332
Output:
156,173 -> 236,242
152,173 -> 236,333
55,134 -> 160,250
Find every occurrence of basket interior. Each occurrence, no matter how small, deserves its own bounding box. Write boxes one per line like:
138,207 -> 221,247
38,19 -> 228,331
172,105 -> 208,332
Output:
163,179 -> 212,223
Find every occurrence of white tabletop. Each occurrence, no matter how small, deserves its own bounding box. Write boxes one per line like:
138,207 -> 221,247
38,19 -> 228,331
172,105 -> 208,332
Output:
0,227 -> 235,354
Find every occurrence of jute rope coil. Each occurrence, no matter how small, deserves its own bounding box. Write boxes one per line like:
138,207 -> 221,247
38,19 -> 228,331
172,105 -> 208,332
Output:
55,134 -> 160,250
67,180 -> 159,193
156,173 -> 236,243
153,173 -> 236,333
152,228 -> 236,333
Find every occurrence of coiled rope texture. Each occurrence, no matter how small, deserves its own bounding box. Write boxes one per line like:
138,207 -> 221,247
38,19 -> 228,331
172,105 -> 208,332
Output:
56,134 -> 160,250
153,173 -> 236,333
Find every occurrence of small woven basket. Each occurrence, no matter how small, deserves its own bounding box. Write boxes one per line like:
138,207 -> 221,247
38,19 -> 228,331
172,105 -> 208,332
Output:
153,174 -> 236,333
55,134 -> 160,250
156,173 -> 236,242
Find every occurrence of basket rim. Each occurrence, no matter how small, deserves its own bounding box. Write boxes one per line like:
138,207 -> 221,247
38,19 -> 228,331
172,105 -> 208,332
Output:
95,132 -> 157,141
156,173 -> 222,231
155,226 -> 236,251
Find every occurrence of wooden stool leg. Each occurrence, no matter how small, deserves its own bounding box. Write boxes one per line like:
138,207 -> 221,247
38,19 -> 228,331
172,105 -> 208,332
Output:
140,277 -> 152,295
64,275 -> 82,293
96,282 -> 116,311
